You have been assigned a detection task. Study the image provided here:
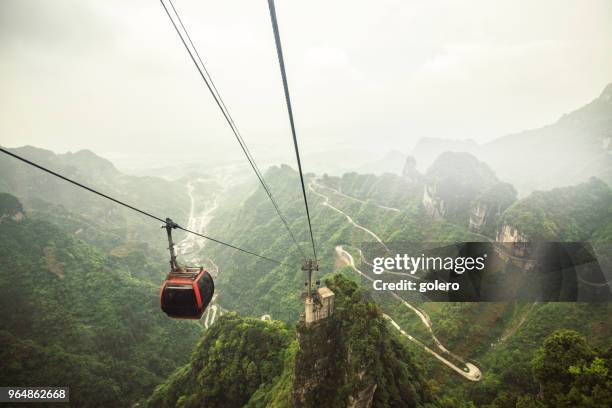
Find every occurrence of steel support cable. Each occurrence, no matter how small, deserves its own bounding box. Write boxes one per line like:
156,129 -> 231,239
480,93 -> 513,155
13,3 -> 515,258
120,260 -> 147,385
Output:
266,0 -> 317,260
164,0 -> 304,260
0,147 -> 293,267
166,0 -> 260,182
166,0 -> 250,164
160,0 -> 307,260
176,225 -> 293,267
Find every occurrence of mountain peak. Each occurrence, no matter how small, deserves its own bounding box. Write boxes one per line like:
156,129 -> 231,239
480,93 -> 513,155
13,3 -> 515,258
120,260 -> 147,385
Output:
600,83 -> 612,101
59,149 -> 118,174
10,145 -> 57,161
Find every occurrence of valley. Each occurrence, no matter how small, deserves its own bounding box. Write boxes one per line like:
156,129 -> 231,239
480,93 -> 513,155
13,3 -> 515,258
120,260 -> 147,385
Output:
335,245 -> 482,382
1,0 -> 611,403
309,177 -> 483,380
1,132 -> 611,407
309,179 -> 390,250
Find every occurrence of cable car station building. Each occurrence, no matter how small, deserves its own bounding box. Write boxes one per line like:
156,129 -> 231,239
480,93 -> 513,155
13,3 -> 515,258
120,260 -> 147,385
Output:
303,287 -> 335,324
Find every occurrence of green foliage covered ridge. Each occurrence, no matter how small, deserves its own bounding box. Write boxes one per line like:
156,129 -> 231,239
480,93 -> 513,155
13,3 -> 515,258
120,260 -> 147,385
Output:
144,313 -> 294,408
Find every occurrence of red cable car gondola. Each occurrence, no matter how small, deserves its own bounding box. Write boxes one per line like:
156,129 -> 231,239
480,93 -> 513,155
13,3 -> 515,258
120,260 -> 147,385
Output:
160,218 -> 214,319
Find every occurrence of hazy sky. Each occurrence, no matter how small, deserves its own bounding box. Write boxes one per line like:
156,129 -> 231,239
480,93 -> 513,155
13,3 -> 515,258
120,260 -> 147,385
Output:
1,0 -> 611,168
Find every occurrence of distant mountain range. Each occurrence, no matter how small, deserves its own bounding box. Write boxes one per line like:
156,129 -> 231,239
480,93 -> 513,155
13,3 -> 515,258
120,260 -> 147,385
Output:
309,83 -> 611,197
2,140 -> 611,406
0,145 -> 193,245
411,83 -> 612,195
1,83 -> 611,408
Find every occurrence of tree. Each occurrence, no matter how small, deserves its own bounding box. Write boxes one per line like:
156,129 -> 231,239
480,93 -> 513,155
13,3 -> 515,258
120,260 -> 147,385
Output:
566,356 -> 612,407
531,329 -> 609,407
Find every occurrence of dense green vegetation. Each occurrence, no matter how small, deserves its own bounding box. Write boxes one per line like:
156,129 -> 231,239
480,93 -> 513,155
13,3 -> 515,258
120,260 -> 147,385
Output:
478,329 -> 612,408
146,274 -> 441,408
466,303 -> 612,406
292,274 -> 438,408
203,165 -> 311,322
500,178 -> 612,241
0,191 -> 23,217
0,146 -> 193,251
203,162 -> 612,407
145,313 -> 293,408
0,197 -> 203,406
206,164 -> 484,322
2,141 -> 611,407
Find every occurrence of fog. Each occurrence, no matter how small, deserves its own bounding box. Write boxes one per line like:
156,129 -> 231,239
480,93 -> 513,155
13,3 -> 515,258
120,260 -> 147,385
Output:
1,0 -> 611,173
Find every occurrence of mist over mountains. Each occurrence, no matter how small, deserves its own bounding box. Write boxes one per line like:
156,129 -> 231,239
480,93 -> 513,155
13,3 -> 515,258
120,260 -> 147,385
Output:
0,78 -> 611,408
412,83 -> 612,195
1,0 -> 611,403
2,130 -> 611,406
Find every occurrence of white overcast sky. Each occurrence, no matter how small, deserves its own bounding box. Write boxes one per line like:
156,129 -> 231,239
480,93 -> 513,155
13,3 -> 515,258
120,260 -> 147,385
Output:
1,0 -> 611,168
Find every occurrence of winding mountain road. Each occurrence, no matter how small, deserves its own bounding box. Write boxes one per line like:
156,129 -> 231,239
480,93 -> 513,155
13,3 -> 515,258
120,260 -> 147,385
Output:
336,246 -> 481,381
309,181 -> 390,251
309,180 -> 481,381
314,181 -> 401,213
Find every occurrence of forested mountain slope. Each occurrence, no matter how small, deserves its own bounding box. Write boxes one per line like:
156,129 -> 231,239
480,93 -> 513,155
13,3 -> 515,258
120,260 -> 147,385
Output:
0,146 -> 228,283
205,164 -> 483,322
145,312 -> 293,408
0,195 -> 203,406
146,275 -> 440,408
1,142 -> 610,407
480,83 -> 612,194
0,146 -> 192,248
202,161 -> 611,407
499,177 -> 612,242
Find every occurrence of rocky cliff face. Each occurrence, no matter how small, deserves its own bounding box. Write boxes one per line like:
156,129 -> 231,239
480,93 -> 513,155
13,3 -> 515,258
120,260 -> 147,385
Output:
292,318 -> 377,408
468,182 -> 517,237
402,156 -> 423,183
422,184 -> 446,219
423,152 -> 501,226
496,224 -> 528,243
291,275 -> 436,408
468,203 -> 488,231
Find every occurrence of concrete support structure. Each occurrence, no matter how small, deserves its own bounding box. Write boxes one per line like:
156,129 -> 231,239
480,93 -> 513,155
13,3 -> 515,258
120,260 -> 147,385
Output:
304,287 -> 335,324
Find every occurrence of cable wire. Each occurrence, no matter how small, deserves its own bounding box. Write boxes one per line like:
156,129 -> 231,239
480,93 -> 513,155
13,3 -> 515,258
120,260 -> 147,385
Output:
177,225 -> 291,267
160,0 -> 307,260
266,0 -> 317,260
164,0 -> 304,259
0,147 -> 291,267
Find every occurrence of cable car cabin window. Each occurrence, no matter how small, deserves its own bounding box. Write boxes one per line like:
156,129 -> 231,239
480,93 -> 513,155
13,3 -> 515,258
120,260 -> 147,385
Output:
196,271 -> 215,310
162,284 -> 199,318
